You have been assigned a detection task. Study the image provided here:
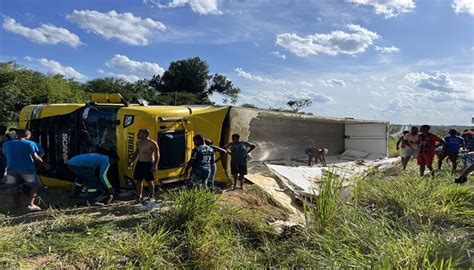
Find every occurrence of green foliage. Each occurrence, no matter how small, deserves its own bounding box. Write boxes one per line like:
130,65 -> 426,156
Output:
152,57 -> 240,104
0,59 -> 241,125
0,61 -> 87,124
1,170 -> 472,268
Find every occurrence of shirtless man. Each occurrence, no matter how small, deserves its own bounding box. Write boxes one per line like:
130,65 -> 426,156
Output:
128,129 -> 160,203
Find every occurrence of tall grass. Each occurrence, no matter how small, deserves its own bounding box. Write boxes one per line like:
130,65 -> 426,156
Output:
0,169 -> 472,268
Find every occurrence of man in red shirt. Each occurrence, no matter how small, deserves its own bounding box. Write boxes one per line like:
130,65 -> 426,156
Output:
417,125 -> 445,177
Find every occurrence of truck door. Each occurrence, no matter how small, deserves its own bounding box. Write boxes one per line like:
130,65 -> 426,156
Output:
156,117 -> 190,183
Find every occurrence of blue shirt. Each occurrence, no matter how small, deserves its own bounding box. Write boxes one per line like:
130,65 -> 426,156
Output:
3,140 -> 40,172
190,145 -> 214,171
67,153 -> 111,188
444,135 -> 465,153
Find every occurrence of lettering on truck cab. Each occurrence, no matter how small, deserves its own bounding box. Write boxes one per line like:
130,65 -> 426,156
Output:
62,133 -> 69,162
128,132 -> 135,161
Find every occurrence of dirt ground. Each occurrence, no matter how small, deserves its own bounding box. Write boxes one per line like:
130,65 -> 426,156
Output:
0,181 -> 291,226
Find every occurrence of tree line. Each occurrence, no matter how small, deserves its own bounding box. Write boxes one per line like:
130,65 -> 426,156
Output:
0,56 -> 314,125
0,57 -> 240,124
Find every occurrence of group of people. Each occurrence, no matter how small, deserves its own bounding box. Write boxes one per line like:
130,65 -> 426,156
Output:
0,124 -> 256,211
396,125 -> 474,179
184,133 -> 256,190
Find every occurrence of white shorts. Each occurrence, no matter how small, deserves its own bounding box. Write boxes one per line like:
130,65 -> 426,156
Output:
401,148 -> 418,158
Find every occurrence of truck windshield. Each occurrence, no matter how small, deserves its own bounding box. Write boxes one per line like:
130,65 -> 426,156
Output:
79,106 -> 118,153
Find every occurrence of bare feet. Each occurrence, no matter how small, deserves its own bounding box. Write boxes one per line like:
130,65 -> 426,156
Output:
27,204 -> 41,211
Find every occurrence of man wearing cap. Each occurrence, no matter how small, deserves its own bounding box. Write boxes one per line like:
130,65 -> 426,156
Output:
438,129 -> 465,173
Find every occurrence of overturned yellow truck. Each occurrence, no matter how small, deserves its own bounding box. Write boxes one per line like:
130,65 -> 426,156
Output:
18,93 -> 389,188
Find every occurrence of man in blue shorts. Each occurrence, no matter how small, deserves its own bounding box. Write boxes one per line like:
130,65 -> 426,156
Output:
438,129 -> 465,172
184,134 -> 214,189
67,152 -> 118,206
3,129 -> 50,211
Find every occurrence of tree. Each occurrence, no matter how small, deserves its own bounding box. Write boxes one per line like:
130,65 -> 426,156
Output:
0,61 -> 87,125
287,99 -> 312,112
241,103 -> 258,109
151,57 -> 240,104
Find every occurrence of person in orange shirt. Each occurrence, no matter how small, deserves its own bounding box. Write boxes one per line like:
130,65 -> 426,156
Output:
417,125 -> 445,177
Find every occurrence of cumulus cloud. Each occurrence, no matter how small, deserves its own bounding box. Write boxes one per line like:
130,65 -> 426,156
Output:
2,16 -> 81,47
234,68 -> 290,85
404,71 -> 467,93
346,0 -> 415,18
143,0 -> 221,15
371,75 -> 386,82
452,0 -> 474,15
300,81 -> 314,87
67,10 -> 166,46
271,51 -> 287,60
320,79 -> 346,87
103,54 -> 164,82
276,24 -> 379,57
24,56 -> 85,79
375,45 -> 400,54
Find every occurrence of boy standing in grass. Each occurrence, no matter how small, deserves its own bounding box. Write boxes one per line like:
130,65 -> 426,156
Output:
438,129 -> 464,173
401,127 -> 419,170
417,125 -> 445,177
225,134 -> 256,189
204,139 -> 227,191
184,134 -> 214,188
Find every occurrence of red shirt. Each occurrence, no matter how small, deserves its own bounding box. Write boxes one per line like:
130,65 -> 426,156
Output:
418,133 -> 441,154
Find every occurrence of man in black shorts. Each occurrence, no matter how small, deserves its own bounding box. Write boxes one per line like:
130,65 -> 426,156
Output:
128,129 -> 160,203
225,134 -> 256,189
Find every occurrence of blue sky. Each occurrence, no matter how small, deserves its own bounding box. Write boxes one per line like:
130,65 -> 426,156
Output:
1,0 -> 473,125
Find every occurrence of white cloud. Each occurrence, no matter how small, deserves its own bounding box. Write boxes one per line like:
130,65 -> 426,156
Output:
300,81 -> 314,87
103,54 -> 164,82
427,92 -> 455,103
144,0 -> 221,15
452,0 -> 474,16
24,57 -> 85,79
405,71 -> 467,93
320,79 -> 346,87
375,46 -> 400,54
234,68 -> 290,85
2,16 -> 81,47
397,85 -> 414,91
276,24 -> 379,57
239,88 -> 332,108
346,0 -> 415,18
271,51 -> 287,60
312,93 -> 333,103
371,75 -> 386,82
67,10 -> 166,46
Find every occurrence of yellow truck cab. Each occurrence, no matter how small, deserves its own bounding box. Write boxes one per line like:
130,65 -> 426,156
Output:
18,93 -> 231,188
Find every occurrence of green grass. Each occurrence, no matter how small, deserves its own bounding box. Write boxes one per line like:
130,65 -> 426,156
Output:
0,167 -> 472,268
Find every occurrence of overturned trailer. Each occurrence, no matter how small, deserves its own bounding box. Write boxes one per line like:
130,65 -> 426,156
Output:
18,94 -> 388,189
